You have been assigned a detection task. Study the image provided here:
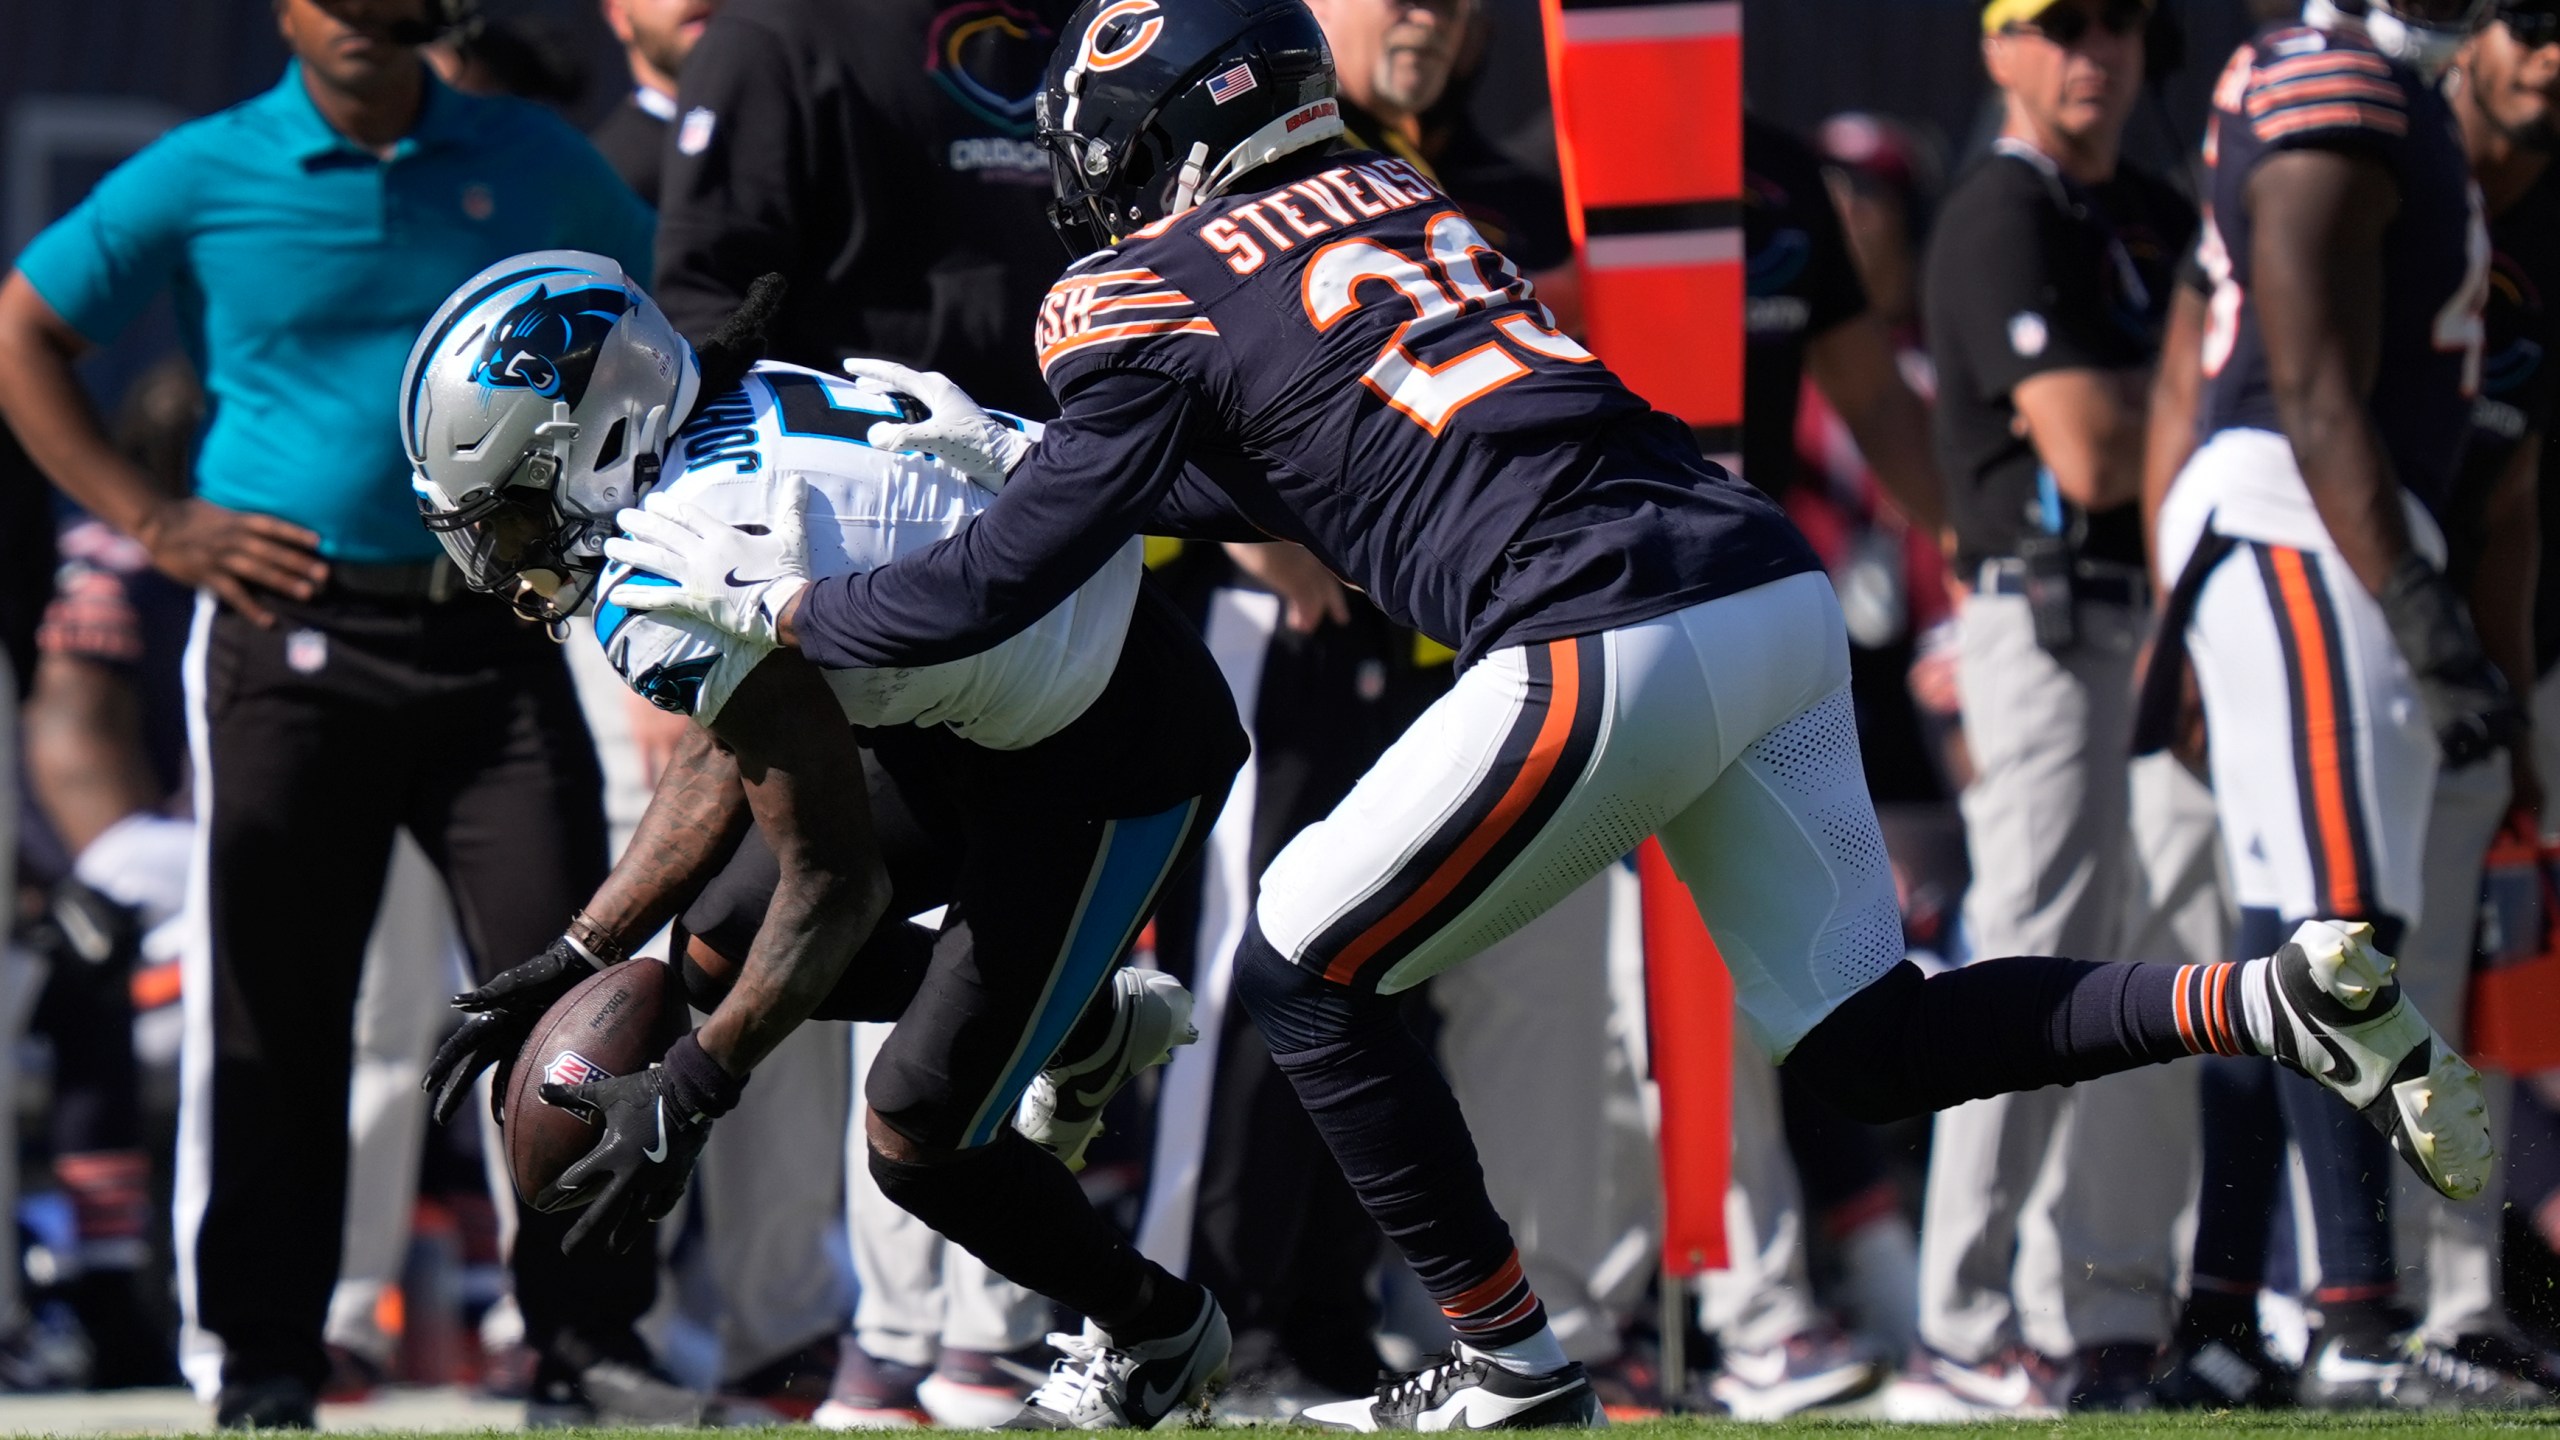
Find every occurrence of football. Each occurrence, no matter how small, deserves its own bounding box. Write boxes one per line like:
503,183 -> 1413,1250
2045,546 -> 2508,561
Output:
504,960 -> 691,1211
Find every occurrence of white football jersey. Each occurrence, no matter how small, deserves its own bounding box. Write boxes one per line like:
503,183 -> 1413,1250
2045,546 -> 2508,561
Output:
597,360 -> 1142,749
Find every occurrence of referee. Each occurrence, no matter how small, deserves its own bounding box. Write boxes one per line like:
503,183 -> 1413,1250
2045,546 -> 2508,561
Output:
0,0 -> 664,1427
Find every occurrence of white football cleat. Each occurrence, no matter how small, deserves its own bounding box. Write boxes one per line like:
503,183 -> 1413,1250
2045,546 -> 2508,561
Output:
1003,1295 -> 1230,1429
2262,920 -> 2495,1200
1017,967 -> 1197,1169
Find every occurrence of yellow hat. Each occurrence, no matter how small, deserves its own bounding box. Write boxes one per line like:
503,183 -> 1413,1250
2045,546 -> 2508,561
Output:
1982,0 -> 2150,35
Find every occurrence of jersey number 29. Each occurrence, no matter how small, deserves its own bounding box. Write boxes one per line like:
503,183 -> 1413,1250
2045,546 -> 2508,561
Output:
1303,211 -> 1594,436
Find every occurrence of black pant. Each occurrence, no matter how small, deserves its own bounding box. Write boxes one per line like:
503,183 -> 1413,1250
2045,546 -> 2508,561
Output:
186,587 -> 648,1390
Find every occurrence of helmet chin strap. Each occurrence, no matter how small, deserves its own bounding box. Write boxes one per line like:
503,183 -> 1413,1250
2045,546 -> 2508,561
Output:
1168,142 -> 1214,216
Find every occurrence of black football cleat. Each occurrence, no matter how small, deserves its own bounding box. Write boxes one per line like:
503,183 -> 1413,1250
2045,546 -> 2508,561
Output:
1302,1346 -> 1604,1431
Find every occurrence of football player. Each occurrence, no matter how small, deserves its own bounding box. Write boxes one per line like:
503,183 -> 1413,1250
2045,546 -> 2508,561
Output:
612,0 -> 2499,1427
2145,0 -> 2532,1408
399,253 -> 1248,1428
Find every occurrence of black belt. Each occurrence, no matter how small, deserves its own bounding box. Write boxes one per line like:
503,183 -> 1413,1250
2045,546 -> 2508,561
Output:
328,558 -> 463,603
1977,557 -> 2150,610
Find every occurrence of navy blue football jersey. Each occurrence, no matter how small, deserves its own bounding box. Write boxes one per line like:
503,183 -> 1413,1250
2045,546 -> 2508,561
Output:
2193,23 -> 2489,519
793,148 -> 1817,673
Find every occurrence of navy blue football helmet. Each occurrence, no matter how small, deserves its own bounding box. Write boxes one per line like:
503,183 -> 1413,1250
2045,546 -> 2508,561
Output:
1036,0 -> 1340,252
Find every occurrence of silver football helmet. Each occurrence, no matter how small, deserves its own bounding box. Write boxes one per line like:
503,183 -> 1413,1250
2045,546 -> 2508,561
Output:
401,250 -> 700,623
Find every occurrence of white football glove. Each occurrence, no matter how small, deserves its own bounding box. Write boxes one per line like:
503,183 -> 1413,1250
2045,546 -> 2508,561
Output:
603,485 -> 810,650
840,357 -> 1031,491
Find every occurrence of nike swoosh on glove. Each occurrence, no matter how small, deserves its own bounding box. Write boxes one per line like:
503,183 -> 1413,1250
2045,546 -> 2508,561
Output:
424,935 -> 603,1126
604,484 -> 811,649
538,1031 -> 744,1254
839,358 -> 1031,491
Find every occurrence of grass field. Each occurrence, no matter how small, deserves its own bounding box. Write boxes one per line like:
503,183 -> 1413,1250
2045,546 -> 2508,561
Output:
248,1420 -> 2560,1440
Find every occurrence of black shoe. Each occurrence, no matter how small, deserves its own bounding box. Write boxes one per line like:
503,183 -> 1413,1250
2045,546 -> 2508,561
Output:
527,1354 -> 712,1427
2408,1334 -> 2553,1410
2153,1300 -> 2293,1410
2299,1326 -> 2419,1411
2067,1342 -> 2160,1412
215,1375 -> 317,1430
1301,1347 -> 1603,1431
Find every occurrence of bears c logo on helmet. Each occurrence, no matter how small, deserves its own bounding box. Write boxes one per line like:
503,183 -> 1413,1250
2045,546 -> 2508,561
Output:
1077,0 -> 1164,72
470,282 -> 632,405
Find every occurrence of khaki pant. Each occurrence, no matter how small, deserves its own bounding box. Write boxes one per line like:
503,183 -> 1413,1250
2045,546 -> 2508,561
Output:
1921,595 -> 2215,1360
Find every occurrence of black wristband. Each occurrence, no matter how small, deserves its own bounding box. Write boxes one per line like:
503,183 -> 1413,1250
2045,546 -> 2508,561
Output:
661,1031 -> 747,1122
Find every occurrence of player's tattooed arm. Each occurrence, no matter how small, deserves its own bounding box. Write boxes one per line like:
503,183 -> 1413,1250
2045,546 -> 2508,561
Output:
575,723 -> 754,952
695,650 -> 893,1076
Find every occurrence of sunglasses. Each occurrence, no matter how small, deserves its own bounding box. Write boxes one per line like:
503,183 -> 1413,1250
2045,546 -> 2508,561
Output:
2004,0 -> 2151,45
2500,0 -> 2560,48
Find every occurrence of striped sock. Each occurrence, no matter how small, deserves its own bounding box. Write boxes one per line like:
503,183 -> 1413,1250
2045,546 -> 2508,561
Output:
2170,961 -> 2266,1057
1437,1250 -> 1551,1352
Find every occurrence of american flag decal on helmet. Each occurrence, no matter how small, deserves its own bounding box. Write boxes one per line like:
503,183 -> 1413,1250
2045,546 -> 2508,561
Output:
1205,62 -> 1257,104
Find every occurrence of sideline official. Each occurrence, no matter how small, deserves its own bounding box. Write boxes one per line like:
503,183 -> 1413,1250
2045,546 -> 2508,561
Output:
0,0 -> 660,1426
1912,0 -> 2201,1411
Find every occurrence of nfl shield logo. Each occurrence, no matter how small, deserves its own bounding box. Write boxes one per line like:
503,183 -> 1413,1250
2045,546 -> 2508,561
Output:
543,1050 -> 610,1092
285,628 -> 328,675
679,107 -> 718,156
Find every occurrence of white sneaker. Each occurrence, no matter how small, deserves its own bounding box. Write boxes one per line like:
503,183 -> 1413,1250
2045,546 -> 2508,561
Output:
1005,1294 -> 1230,1429
1709,1326 -> 1886,1420
2263,920 -> 2495,1200
1300,1345 -> 1604,1431
1017,967 -> 1197,1169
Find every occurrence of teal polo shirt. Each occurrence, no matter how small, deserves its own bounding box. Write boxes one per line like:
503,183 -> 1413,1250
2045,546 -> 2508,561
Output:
16,63 -> 656,562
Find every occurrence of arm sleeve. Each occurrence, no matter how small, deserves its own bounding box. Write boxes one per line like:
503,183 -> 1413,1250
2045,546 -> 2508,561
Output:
13,138 -> 193,345
653,14 -> 807,340
2243,47 -> 2411,163
1927,165 -> 2127,401
1147,464 -> 1266,542
792,367 -> 1202,669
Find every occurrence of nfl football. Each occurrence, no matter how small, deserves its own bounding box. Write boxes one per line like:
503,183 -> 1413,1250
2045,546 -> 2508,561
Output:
505,960 -> 690,1211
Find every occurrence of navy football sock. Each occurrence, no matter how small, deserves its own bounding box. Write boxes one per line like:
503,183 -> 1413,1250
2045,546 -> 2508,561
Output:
1786,955 -> 2240,1123
868,1129 -> 1176,1333
1235,930 -> 1551,1349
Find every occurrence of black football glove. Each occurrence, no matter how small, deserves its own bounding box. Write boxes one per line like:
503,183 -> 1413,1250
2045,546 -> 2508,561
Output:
423,936 -> 600,1125
2378,554 -> 2527,769
538,1031 -> 745,1254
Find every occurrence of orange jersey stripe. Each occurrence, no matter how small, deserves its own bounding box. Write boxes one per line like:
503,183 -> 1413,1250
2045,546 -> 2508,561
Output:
2253,50 -> 2391,87
1037,318 -> 1219,373
2255,103 -> 2407,140
1323,640 -> 1586,984
2247,75 -> 2404,114
2269,549 -> 2367,915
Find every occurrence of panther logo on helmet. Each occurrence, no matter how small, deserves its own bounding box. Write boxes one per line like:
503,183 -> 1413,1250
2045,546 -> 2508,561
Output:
1076,0 -> 1164,72
469,283 -> 632,405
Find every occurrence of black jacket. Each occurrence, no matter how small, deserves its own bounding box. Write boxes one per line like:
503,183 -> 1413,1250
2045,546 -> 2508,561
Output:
654,0 -> 1072,416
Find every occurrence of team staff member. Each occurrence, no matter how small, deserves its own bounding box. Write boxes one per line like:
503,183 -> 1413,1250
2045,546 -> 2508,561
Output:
653,0 -> 1075,413
1914,0 -> 2199,1411
591,0 -> 719,202
0,0 -> 663,1426
2151,0 -> 2526,1408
